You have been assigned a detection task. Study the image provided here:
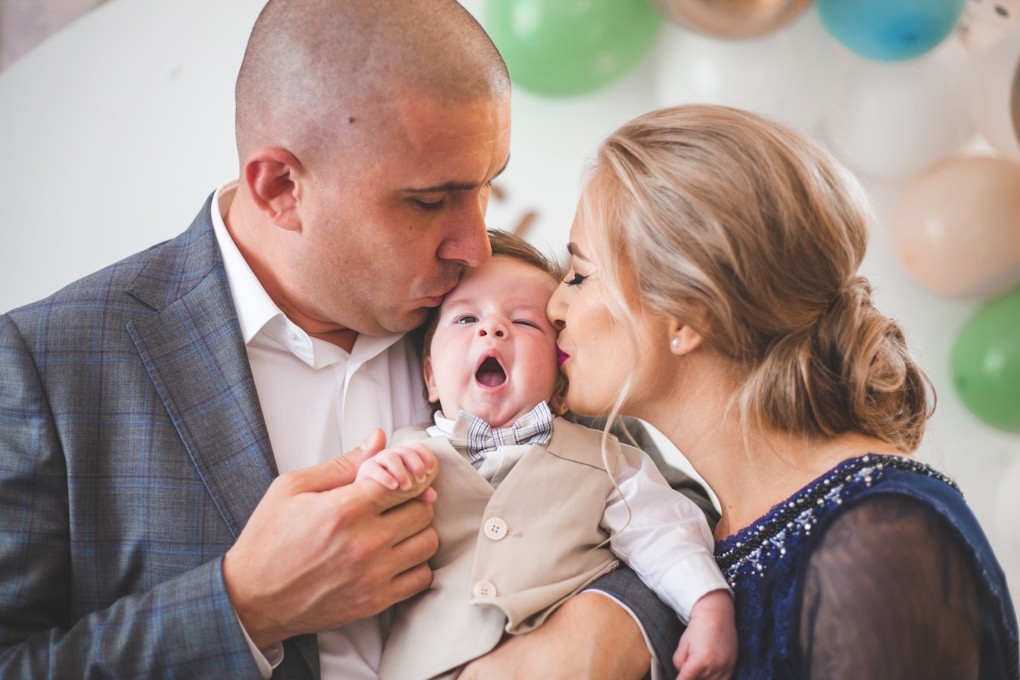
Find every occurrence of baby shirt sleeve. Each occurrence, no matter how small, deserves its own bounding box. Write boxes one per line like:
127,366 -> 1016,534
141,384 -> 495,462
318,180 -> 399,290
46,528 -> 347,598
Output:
601,444 -> 730,622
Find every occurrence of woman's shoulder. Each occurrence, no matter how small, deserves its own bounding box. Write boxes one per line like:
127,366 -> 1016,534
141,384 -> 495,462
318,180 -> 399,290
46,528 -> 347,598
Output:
721,455 -> 1018,679
716,455 -> 958,581
799,475 -> 1019,678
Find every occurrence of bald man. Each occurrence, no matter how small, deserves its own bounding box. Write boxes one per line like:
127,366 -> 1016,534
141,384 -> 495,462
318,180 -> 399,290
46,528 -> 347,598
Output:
0,1 -> 683,678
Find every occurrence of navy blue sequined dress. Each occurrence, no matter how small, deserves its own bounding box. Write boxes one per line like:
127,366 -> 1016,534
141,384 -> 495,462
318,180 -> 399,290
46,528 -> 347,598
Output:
716,455 -> 1019,679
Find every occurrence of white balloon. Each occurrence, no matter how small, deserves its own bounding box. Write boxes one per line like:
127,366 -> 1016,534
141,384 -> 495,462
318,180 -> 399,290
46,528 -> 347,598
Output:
820,37 -> 975,180
973,31 -> 1020,160
957,0 -> 1020,54
653,10 -> 838,135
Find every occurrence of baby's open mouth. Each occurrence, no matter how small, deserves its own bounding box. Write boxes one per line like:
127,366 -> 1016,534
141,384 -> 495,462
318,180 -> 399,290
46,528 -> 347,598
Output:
475,356 -> 507,387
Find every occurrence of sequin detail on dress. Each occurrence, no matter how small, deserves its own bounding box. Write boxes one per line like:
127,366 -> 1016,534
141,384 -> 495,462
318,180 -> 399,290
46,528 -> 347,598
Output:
715,455 -> 955,589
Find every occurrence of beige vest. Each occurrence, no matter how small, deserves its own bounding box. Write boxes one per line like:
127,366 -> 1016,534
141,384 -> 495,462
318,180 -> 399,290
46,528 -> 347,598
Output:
379,417 -> 622,680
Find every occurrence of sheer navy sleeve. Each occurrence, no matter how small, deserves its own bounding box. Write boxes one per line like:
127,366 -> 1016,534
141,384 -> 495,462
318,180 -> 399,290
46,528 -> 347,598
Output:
799,495 -> 1008,678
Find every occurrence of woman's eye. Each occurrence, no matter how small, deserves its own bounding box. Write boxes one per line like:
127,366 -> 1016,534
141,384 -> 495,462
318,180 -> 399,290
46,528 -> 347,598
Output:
564,272 -> 587,287
454,315 -> 478,324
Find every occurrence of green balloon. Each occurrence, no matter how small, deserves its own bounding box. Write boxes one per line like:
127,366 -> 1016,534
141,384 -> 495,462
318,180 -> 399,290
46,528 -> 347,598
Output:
951,284 -> 1020,434
484,0 -> 662,97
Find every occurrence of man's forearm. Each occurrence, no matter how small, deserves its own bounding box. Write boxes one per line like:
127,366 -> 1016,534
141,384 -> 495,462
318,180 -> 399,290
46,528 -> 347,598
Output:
585,566 -> 683,679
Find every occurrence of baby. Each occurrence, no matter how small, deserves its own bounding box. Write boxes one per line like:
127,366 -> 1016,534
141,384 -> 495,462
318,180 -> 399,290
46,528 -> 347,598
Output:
357,230 -> 736,680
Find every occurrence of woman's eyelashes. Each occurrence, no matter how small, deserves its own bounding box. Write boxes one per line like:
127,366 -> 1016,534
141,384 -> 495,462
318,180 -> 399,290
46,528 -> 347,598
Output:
564,271 -> 588,287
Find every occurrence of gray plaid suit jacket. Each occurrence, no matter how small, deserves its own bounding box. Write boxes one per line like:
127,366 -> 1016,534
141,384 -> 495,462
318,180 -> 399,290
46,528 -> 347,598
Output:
0,195 -> 317,678
0,195 -> 685,678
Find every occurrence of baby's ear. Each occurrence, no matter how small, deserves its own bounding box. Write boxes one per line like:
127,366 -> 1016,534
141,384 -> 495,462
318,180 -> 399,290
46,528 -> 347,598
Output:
423,357 -> 441,404
549,376 -> 569,416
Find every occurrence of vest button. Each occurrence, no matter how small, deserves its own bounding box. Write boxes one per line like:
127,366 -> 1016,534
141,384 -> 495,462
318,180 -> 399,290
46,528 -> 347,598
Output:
473,579 -> 498,599
483,517 -> 508,540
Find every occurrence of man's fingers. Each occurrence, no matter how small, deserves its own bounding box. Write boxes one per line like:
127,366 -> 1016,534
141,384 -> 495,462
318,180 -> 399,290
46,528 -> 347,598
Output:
388,561 -> 435,603
388,516 -> 440,573
342,458 -> 439,514
282,429 -> 389,494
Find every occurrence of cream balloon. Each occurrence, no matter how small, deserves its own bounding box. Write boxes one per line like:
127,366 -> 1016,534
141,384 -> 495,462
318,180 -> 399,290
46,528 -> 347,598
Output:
654,10 -> 837,135
820,38 -> 974,180
892,154 -> 1020,298
958,0 -> 1020,54
974,32 -> 1020,160
651,0 -> 814,39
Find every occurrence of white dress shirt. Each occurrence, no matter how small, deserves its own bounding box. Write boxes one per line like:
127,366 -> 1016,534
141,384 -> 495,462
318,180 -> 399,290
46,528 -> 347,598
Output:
211,181 -> 432,679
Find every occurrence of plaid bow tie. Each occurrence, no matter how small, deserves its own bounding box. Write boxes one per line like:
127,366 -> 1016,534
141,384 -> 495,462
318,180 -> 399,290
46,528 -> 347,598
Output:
430,401 -> 554,466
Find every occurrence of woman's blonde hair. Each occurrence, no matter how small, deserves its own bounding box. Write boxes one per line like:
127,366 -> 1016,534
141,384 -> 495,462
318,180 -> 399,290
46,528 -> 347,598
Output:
581,104 -> 933,451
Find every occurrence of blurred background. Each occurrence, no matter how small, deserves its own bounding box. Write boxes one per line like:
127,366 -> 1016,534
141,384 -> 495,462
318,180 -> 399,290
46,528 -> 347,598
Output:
1,0 -> 1018,614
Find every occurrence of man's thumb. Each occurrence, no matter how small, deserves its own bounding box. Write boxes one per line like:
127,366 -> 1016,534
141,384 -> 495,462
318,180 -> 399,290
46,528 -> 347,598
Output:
350,428 -> 387,465
292,429 -> 387,493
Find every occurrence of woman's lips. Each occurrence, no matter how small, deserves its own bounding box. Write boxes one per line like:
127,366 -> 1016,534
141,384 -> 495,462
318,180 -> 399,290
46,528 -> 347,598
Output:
557,347 -> 570,367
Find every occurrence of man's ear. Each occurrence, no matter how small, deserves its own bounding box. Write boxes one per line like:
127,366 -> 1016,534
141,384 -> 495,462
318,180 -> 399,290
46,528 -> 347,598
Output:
667,318 -> 704,356
423,357 -> 441,405
243,147 -> 304,232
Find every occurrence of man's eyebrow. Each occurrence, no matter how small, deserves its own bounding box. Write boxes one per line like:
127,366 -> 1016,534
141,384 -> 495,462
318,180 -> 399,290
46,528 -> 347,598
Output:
405,156 -> 510,195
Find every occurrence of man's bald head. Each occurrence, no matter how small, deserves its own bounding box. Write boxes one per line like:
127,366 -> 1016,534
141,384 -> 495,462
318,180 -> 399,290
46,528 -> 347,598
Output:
234,0 -> 509,165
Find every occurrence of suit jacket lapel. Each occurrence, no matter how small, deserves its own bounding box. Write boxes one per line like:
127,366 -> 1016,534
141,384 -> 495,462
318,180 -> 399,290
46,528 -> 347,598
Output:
125,196 -> 276,539
123,197 -> 325,677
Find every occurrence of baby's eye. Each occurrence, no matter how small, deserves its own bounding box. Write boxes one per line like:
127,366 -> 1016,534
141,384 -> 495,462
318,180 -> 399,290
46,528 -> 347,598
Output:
564,272 -> 587,287
454,315 -> 478,324
513,319 -> 540,329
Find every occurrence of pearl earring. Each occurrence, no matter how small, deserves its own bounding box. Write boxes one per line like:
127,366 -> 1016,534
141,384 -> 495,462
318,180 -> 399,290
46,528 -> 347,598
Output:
671,336 -> 681,351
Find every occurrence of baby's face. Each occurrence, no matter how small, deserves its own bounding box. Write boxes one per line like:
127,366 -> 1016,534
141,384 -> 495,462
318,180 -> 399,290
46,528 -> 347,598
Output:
425,256 -> 560,429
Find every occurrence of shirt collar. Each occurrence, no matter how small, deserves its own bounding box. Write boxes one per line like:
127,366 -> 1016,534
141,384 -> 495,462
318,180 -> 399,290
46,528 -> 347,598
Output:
209,180 -> 405,369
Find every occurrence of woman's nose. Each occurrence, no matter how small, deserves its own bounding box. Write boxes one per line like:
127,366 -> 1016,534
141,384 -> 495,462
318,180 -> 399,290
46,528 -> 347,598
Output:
547,287 -> 566,331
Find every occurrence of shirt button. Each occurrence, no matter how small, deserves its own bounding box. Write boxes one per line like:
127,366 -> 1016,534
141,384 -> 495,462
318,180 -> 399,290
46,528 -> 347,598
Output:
473,580 -> 498,599
483,517 -> 508,540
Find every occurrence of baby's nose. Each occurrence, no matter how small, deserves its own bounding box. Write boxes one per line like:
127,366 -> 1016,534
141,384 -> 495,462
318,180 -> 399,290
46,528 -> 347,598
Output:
477,320 -> 507,338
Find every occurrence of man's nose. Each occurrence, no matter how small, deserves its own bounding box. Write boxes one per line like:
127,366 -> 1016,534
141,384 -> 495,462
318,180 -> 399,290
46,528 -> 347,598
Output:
437,194 -> 492,267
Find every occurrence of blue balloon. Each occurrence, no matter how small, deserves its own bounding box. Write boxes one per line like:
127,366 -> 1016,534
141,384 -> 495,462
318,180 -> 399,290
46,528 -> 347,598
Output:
817,0 -> 965,61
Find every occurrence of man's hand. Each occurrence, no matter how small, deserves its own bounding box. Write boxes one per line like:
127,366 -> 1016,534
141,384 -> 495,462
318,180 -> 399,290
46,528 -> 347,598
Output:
222,429 -> 439,649
459,592 -> 651,680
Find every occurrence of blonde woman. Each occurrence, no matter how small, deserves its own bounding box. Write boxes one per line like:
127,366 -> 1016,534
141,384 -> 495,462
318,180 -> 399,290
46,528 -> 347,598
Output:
548,104 -> 1019,679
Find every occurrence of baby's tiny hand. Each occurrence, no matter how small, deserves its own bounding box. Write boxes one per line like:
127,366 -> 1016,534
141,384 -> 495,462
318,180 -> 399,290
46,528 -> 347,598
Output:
673,589 -> 737,680
356,444 -> 437,496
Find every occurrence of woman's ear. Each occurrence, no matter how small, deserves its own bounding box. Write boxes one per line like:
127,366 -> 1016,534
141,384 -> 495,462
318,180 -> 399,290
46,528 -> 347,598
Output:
667,318 -> 704,356
242,147 -> 305,232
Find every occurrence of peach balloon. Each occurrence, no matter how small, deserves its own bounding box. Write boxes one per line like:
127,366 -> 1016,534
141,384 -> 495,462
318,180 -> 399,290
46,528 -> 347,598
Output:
892,154 -> 1020,298
651,0 -> 814,39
